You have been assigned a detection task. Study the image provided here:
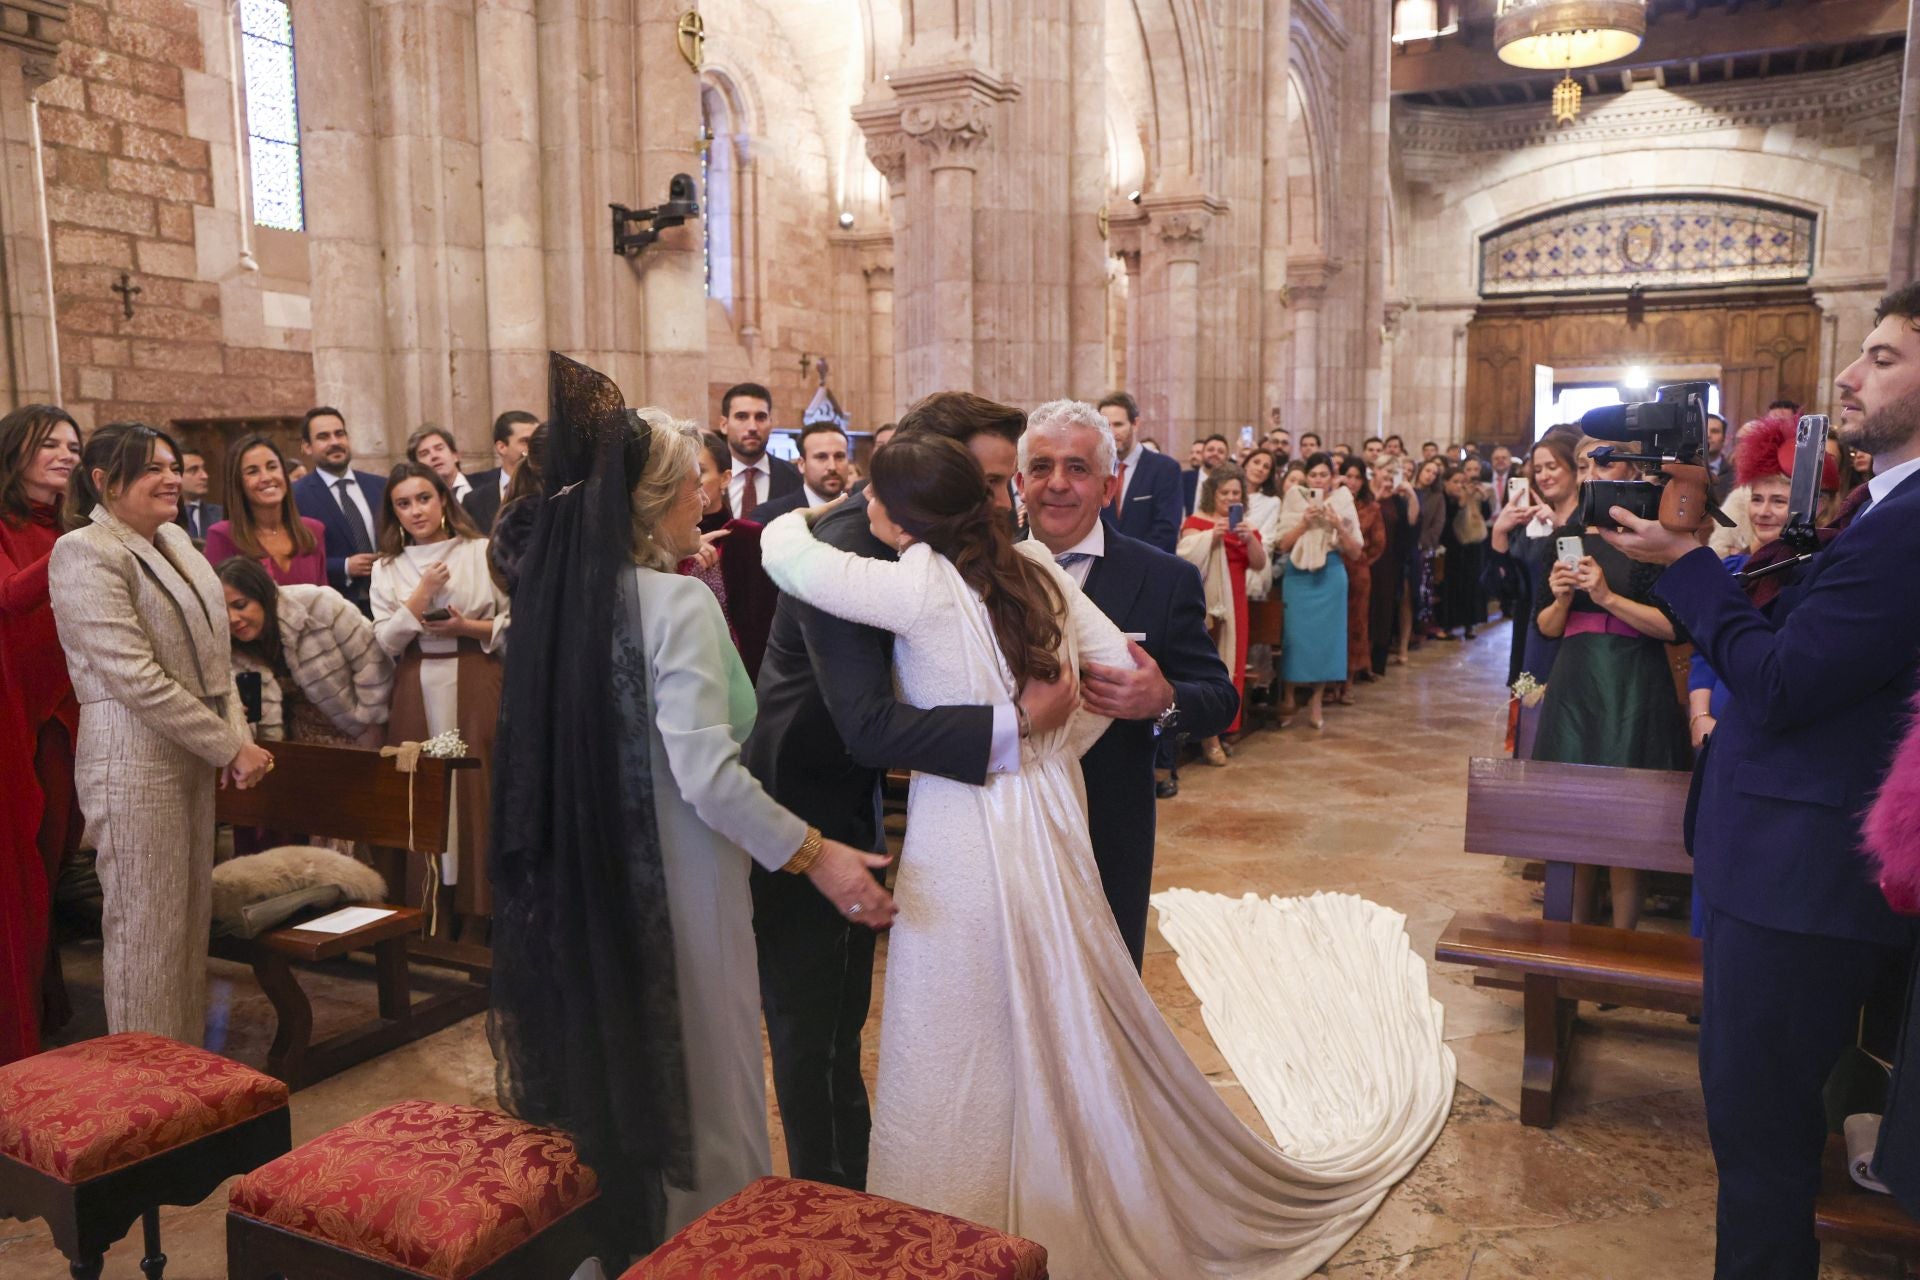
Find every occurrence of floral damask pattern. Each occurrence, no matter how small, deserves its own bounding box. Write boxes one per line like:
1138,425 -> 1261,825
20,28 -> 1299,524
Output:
0,1032 -> 287,1183
626,1176 -> 1050,1280
1481,197 -> 1815,296
227,1099 -> 598,1280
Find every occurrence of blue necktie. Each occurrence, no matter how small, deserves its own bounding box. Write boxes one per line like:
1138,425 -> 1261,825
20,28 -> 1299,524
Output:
1055,552 -> 1094,572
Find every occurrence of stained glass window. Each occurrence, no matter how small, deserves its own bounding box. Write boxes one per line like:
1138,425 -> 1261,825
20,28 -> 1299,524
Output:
1480,197 -> 1815,297
241,0 -> 304,232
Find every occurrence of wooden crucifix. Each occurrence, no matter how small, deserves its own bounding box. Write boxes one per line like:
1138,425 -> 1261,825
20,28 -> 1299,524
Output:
112,272 -> 141,320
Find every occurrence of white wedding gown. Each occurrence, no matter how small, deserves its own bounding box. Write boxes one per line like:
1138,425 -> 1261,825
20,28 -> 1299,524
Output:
761,512 -> 1455,1280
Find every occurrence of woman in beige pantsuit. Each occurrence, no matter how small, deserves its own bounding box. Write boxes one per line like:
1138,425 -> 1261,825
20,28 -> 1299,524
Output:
49,423 -> 274,1042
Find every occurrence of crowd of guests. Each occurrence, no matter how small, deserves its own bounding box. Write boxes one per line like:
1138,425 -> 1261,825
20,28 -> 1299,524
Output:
1157,423 -> 1519,764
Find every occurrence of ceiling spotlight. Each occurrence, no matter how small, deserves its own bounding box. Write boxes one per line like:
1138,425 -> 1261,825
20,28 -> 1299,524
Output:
1623,366 -> 1649,390
1127,190 -> 1143,205
838,210 -> 855,230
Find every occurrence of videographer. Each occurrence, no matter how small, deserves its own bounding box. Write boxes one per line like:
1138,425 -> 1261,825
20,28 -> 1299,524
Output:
1604,284 -> 1920,1280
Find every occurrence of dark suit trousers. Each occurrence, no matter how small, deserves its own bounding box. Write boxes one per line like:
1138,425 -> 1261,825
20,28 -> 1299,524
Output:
1701,907 -> 1894,1279
750,863 -> 877,1189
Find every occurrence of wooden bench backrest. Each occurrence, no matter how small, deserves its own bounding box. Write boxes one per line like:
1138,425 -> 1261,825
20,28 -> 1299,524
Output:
1465,756 -> 1693,875
214,742 -> 474,854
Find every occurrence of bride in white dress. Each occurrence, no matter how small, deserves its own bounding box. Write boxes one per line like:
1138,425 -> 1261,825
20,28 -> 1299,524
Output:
760,424 -> 1453,1280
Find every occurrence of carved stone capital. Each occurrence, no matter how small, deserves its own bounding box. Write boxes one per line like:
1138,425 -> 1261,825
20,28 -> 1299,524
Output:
882,63 -> 1018,171
1141,194 -> 1227,261
1285,253 -> 1343,302
3,0 -> 69,92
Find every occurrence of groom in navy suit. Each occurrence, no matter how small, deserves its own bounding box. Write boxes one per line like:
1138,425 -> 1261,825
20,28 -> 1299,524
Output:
1019,400 -> 1239,969
1606,284 -> 1920,1279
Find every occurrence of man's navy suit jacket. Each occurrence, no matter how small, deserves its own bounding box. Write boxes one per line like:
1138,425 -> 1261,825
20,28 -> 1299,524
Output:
1656,468 -> 1920,947
292,467 -> 386,598
1107,448 -> 1183,553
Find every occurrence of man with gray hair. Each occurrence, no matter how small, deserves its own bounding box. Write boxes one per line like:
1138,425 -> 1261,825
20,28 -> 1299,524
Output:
1018,399 -> 1238,966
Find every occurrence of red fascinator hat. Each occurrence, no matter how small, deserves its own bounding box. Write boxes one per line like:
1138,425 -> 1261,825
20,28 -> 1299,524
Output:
1734,414 -> 1839,492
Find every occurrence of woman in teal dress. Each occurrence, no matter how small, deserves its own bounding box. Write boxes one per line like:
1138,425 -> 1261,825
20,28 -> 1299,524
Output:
1276,453 -> 1362,730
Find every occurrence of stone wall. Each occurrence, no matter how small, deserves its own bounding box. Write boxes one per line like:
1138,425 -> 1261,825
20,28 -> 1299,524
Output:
41,0 -> 312,432
1390,55 -> 1903,443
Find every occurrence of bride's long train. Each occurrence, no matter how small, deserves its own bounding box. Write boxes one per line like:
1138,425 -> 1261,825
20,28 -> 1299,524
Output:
1150,888 -> 1457,1275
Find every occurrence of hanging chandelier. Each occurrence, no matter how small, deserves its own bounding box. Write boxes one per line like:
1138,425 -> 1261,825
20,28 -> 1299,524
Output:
1494,0 -> 1645,125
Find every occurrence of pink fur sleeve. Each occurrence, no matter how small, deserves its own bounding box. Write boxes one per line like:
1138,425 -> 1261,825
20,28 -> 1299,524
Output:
1865,686 -> 1920,915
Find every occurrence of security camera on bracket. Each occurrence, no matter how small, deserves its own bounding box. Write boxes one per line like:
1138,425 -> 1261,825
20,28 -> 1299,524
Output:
611,173 -> 701,257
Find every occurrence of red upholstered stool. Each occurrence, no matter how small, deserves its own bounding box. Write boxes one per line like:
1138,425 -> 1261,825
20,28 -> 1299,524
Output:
0,1032 -> 292,1279
226,1099 -> 600,1280
623,1176 -> 1050,1279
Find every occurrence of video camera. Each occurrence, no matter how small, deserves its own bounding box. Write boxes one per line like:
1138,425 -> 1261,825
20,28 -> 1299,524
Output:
1574,380 -> 1726,533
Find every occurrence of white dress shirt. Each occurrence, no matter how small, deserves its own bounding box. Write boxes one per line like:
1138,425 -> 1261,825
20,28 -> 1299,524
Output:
319,466 -> 378,551
449,472 -> 473,504
1048,519 -> 1107,588
728,455 -> 773,517
1864,453 -> 1920,516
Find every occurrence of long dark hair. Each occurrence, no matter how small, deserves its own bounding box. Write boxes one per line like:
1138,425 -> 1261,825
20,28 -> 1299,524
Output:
378,461 -> 481,558
216,556 -> 286,673
870,434 -> 1063,691
1341,456 -> 1376,505
225,433 -> 316,559
0,404 -> 79,525
67,421 -> 184,529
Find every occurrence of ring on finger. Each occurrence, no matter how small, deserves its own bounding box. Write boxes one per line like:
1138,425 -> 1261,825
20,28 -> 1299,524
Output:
847,902 -> 863,916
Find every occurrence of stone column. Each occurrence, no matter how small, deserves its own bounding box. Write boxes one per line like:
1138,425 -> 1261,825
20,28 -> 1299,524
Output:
1285,254 -> 1339,430
295,0 -> 386,453
1259,0 -> 1292,416
475,0 -> 547,418
635,0 -> 704,413
1889,4 -> 1920,286
368,0 -> 490,457
859,129 -> 909,412
1065,0 -> 1106,396
0,8 -> 66,409
1141,195 -> 1221,445
863,259 -> 895,422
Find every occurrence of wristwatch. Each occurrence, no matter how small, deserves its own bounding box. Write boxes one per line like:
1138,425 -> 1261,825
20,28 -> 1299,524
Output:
1153,690 -> 1179,731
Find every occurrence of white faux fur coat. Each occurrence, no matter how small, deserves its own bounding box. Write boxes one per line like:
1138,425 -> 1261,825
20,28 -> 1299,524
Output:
234,583 -> 393,742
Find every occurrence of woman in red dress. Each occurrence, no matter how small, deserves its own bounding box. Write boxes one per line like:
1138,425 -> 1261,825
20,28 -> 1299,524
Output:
0,405 -> 83,1064
1176,463 -> 1266,763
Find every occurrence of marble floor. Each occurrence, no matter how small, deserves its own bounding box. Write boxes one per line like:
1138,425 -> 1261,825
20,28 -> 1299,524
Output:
2,622 -> 1897,1277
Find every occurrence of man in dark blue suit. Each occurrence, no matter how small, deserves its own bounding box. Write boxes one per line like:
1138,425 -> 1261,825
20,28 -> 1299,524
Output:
1096,391 -> 1183,553
1019,400 -> 1239,968
1606,284 -> 1920,1279
290,406 -> 386,615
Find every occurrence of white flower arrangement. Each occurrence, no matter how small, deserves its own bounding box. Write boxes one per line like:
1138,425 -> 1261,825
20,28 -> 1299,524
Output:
1510,673 -> 1546,708
420,730 -> 468,759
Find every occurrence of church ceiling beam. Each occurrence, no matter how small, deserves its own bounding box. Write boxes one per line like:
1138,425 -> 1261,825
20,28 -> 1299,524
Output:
1392,0 -> 1906,96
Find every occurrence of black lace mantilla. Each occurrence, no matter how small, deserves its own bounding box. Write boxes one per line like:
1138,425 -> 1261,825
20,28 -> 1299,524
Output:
488,353 -> 692,1259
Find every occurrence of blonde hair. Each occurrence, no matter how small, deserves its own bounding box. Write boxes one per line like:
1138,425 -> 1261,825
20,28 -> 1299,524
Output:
628,409 -> 702,571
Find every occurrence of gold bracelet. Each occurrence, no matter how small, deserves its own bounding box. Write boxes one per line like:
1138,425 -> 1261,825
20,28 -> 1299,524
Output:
782,826 -> 825,875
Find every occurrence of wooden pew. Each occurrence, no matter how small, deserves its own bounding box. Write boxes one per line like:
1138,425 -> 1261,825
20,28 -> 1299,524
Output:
1816,1135 -> 1920,1273
1438,758 -> 1699,1127
212,741 -> 486,1088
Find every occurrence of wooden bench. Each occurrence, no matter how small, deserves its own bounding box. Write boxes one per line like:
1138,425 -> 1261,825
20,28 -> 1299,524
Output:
1440,758 -> 1700,1126
212,741 -> 487,1088
1816,1134 -> 1920,1274
1434,911 -> 1701,1127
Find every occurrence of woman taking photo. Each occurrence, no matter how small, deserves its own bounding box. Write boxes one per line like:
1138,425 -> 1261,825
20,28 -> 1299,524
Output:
1485,431 -> 1582,695
1532,438 -> 1690,929
1177,463 -> 1267,762
203,434 -> 328,586
1276,452 -> 1361,729
371,463 -> 507,937
1336,456 -> 1387,697
489,357 -> 894,1259
218,557 -> 393,747
49,423 -> 273,1041
0,405 -> 82,1063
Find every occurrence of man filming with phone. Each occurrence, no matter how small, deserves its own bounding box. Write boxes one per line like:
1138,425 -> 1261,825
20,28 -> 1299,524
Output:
1605,284 -> 1920,1280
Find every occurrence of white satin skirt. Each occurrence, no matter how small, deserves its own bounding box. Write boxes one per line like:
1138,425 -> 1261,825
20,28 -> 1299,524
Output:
867,752 -> 1455,1280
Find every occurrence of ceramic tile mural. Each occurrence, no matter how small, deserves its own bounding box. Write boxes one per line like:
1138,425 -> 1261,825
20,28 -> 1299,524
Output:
1480,198 -> 1814,296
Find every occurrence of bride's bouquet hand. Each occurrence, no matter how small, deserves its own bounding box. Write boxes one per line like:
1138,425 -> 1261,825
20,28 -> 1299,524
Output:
806,841 -> 898,929
1019,668 -> 1081,739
